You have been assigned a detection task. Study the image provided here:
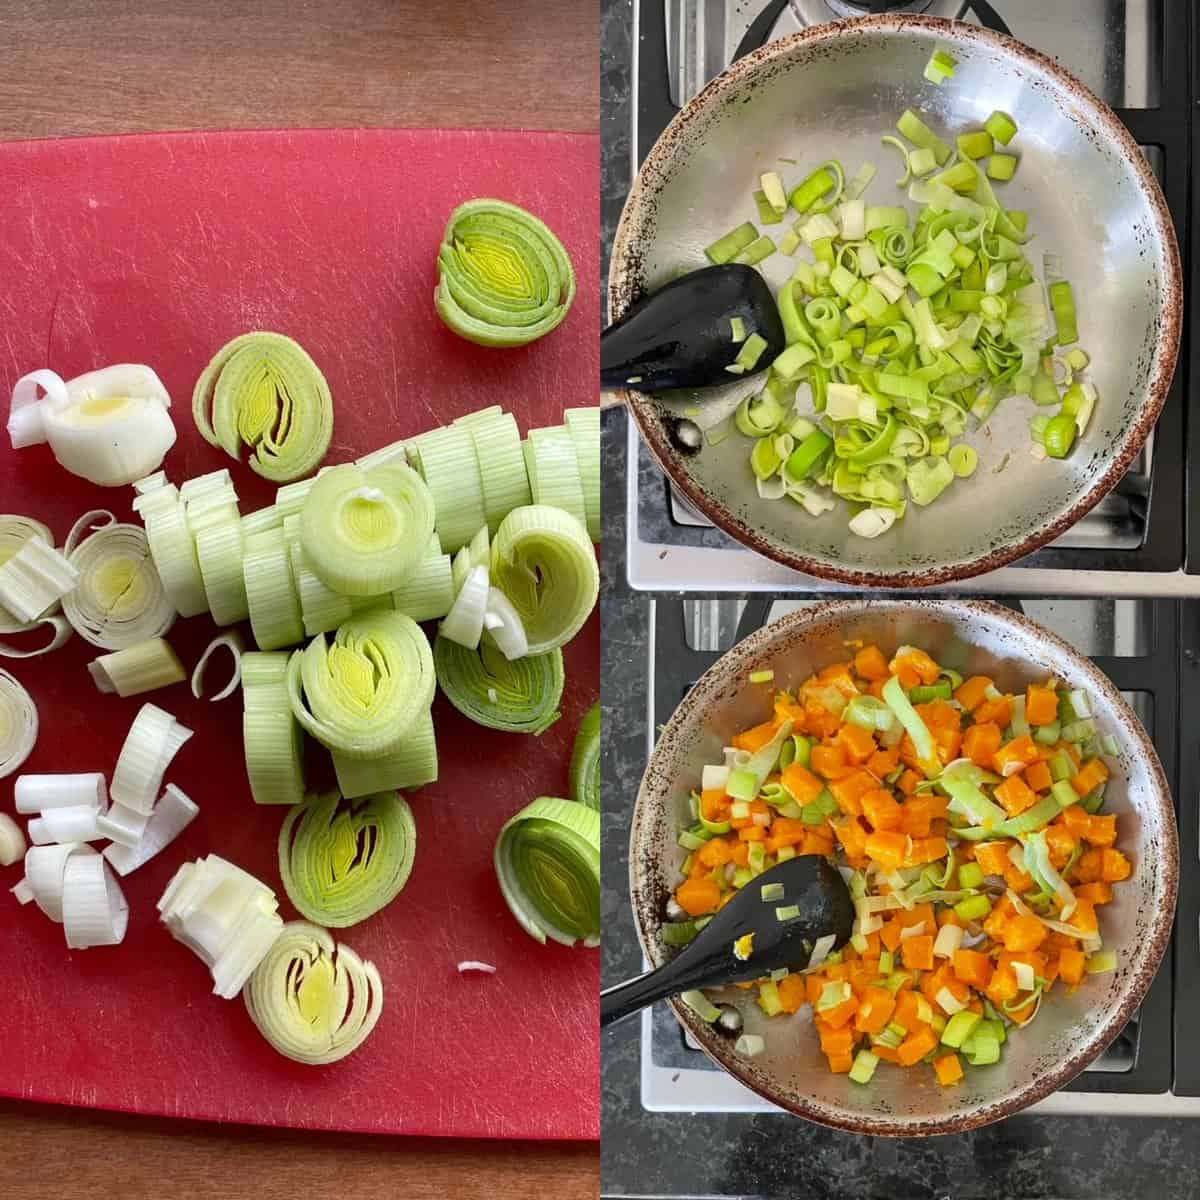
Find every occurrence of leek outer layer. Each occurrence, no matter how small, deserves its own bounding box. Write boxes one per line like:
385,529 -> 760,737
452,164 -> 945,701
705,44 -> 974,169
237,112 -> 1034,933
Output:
244,921 -> 383,1065
192,332 -> 333,483
493,796 -> 601,947
435,199 -> 576,348
278,790 -> 416,928
433,633 -> 564,735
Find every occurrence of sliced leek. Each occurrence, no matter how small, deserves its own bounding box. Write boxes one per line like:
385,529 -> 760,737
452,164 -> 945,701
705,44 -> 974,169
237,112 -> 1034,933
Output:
569,701 -> 601,811
243,525 -> 304,650
192,332 -> 333,483
391,536 -> 455,622
62,515 -> 176,649
9,364 -> 176,486
435,198 -> 576,347
242,651 -> 306,806
0,617 -> 72,660
441,563 -> 490,649
15,772 -> 106,813
563,407 -> 601,541
409,424 -> 487,553
191,630 -> 245,701
132,476 -> 208,618
23,841 -> 97,921
244,921 -> 383,1065
494,796 -> 601,947
88,637 -> 184,696
524,426 -> 587,529
278,789 -> 417,927
331,709 -> 437,799
0,537 -> 79,624
62,852 -> 129,948
300,461 -> 436,596
0,515 -> 56,633
433,634 -> 564,734
0,668 -> 38,778
186,477 -> 248,627
111,703 -> 193,814
0,812 -> 24,866
453,408 -> 532,532
28,804 -> 104,845
103,783 -> 198,876
286,610 -> 435,758
489,505 -> 598,654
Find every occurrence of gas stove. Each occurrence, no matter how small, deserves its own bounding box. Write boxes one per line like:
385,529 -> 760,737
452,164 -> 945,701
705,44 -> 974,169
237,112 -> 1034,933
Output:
623,0 -> 1192,594
629,594 -> 1200,1119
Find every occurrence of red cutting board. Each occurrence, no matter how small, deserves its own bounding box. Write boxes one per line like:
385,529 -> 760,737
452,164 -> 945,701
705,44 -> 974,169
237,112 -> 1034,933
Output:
0,128 -> 599,1139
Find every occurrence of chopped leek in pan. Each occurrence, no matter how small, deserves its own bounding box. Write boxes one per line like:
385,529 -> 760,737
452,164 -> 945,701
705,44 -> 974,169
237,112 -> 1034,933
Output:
667,641 -> 1130,1085
709,105 -> 1097,537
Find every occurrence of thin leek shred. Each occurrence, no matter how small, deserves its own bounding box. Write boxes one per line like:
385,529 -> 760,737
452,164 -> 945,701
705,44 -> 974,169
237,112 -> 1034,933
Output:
278,789 -> 416,927
192,332 -> 333,483
191,630 -> 244,701
103,783 -> 198,876
300,461 -> 435,597
62,514 -> 176,650
89,637 -> 186,697
563,407 -> 601,542
435,198 -> 576,347
0,668 -> 38,778
0,537 -> 79,624
8,364 -> 175,486
111,703 -> 193,815
489,505 -> 598,655
331,710 -> 438,799
494,796 -> 601,947
158,855 -> 284,998
242,651 -> 307,806
433,633 -> 564,735
243,525 -> 304,650
244,921 -> 383,1065
453,408 -> 532,533
286,610 -> 435,759
409,423 -> 488,553
524,426 -> 588,530
569,701 -> 601,810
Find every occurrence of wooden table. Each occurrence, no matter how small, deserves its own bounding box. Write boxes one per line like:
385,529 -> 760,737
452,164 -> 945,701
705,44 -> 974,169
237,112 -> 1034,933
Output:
0,3 -> 598,1196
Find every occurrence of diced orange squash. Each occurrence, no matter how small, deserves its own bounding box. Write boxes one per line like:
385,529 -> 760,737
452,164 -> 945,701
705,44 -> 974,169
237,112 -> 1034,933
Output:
993,735 -> 1040,777
1001,915 -> 1047,953
700,788 -> 731,822
811,744 -> 851,781
1075,881 -> 1113,905
1007,997 -> 1040,1025
781,762 -> 825,806
730,841 -> 750,867
893,989 -> 925,1031
1085,814 -> 1118,848
974,840 -> 1013,877
890,647 -> 940,685
1003,861 -> 1036,894
737,825 -> 766,843
800,830 -> 835,856
872,1043 -> 901,1064
1059,805 -> 1092,839
954,675 -> 994,712
933,1052 -> 964,1086
865,829 -> 909,873
994,773 -> 1037,817
898,794 -> 934,838
1044,824 -> 1078,869
806,974 -> 826,1008
831,815 -> 870,860
1068,899 -> 1099,935
773,696 -> 808,727
985,963 -> 1019,1007
1070,758 -> 1110,797
855,986 -> 897,1036
901,934 -> 935,972
766,816 -> 807,849
1073,847 -> 1103,883
972,696 -> 1013,728
854,644 -> 889,681
897,903 -> 935,931
1101,848 -> 1132,882
817,661 -> 860,699
1025,685 -> 1060,726
675,877 -> 721,916
907,836 -> 948,866
953,948 -> 993,989
805,701 -> 843,739
896,1025 -> 939,1067
837,722 -> 878,764
732,718 -> 782,754
879,919 -> 903,953
1057,947 -> 1087,986
696,837 -> 734,868
816,1020 -> 856,1057
829,769 -> 877,816
861,788 -> 903,831
822,995 -> 860,1030
897,769 -> 922,796
827,1052 -> 855,1074
1024,760 -> 1053,793
866,746 -> 900,779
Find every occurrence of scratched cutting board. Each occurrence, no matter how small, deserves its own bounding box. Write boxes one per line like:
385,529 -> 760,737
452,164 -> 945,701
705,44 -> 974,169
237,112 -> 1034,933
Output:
0,128 -> 599,1139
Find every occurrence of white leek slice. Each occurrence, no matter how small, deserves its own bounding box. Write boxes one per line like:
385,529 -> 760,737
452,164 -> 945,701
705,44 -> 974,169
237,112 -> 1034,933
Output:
490,505 -> 598,655
483,586 -> 529,661
0,515 -> 56,634
15,772 -> 106,813
494,796 -> 600,947
242,652 -> 306,806
28,805 -> 105,845
457,960 -> 497,974
244,921 -> 383,1065
300,462 -> 436,597
0,812 -> 25,865
0,538 -> 79,624
24,841 -> 97,922
0,668 -> 38,778
441,564 -> 489,649
103,784 -> 198,876
111,703 -> 193,814
62,515 -> 176,650
89,637 -> 186,696
191,630 -> 245,701
0,615 -> 73,659
62,852 -> 129,948
158,854 -> 284,998
95,802 -> 151,848
9,365 -> 176,486
286,611 -> 435,758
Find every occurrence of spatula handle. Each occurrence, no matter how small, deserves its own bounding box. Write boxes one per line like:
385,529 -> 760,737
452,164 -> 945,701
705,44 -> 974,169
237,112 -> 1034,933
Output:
600,967 -> 683,1028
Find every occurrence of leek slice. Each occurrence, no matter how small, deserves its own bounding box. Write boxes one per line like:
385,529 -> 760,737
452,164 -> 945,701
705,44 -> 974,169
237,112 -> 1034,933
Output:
0,537 -> 79,624
0,668 -> 38,778
286,610 -> 435,759
524,426 -> 588,529
563,407 -> 601,541
441,563 -> 490,649
244,921 -> 383,1065
434,633 -> 564,735
409,424 -> 488,554
0,515 -> 56,634
192,332 -> 333,483
103,784 -> 198,876
494,796 -> 600,947
89,637 -> 186,697
22,841 -> 97,921
111,703 -> 193,815
435,198 -> 576,347
28,804 -> 104,845
242,651 -> 307,806
132,476 -> 208,618
0,812 -> 24,866
192,631 -> 245,701
569,701 -> 601,810
62,514 -> 176,650
489,505 -> 598,655
243,525 -> 304,650
453,408 -> 533,533
278,789 -> 416,928
330,709 -> 437,799
15,772 -> 106,813
9,364 -> 176,486
391,537 -> 455,622
62,852 -> 129,949
300,462 -> 436,597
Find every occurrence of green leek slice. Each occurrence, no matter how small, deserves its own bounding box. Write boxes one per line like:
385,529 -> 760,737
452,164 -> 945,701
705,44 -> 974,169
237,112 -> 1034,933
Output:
192,332 -> 333,483
242,651 -> 306,806
524,426 -> 588,529
331,709 -> 438,799
569,701 -> 601,810
435,198 -> 576,347
244,921 -> 383,1065
278,789 -> 416,928
493,796 -> 600,947
433,633 -> 564,735
409,423 -> 488,554
453,408 -> 533,533
243,526 -> 304,650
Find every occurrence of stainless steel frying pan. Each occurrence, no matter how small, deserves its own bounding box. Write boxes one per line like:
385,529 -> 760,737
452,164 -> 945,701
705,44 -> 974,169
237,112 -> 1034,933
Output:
608,16 -> 1181,588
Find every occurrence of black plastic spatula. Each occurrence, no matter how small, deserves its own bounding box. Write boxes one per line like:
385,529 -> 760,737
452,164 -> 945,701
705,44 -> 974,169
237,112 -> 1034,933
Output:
600,263 -> 785,394
601,855 -> 853,1028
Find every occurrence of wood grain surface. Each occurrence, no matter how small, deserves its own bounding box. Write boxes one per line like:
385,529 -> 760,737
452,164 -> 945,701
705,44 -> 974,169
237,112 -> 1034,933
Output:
0,1 -> 600,1196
